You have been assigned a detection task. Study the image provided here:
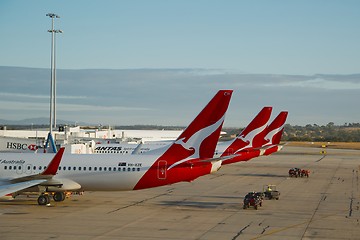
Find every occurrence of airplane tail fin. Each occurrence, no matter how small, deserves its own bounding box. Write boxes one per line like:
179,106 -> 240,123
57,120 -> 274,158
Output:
133,90 -> 232,190
41,147 -> 65,176
160,90 -> 233,168
263,111 -> 288,146
221,107 -> 272,157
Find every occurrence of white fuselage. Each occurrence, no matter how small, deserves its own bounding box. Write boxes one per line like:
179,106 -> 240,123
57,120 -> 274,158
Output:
0,152 -> 157,191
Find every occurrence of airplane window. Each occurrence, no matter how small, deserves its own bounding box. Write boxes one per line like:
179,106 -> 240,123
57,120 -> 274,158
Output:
68,167 -> 71,170
128,167 -> 131,171
4,166 -> 7,170
118,167 -> 121,171
94,167 -> 97,171
89,167 -> 92,171
73,167 -> 76,171
84,167 -> 87,171
123,167 -> 126,171
63,166 -> 66,170
33,166 -> 36,170
99,167 -> 102,171
19,166 -> 21,170
39,166 -> 42,170
14,166 -> 17,170
79,167 -> 82,171
27,166 -> 30,170
113,167 -> 116,171
104,167 -> 107,171
44,166 -> 47,169
137,168 -> 140,171
59,167 -> 61,170
9,166 -> 12,170
132,168 -> 135,171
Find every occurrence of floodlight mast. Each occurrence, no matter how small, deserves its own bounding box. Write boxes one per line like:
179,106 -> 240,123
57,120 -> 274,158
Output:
46,13 -> 62,133
53,29 -> 63,130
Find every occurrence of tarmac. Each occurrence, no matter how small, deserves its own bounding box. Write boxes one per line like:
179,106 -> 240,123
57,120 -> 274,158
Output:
0,146 -> 359,240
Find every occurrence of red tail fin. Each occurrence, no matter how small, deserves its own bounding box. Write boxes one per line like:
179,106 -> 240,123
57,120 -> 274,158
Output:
41,147 -> 65,176
134,90 -> 233,190
221,107 -> 272,157
263,111 -> 288,146
160,90 -> 233,169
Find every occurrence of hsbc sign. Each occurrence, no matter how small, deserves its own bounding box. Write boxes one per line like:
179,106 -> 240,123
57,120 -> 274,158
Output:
6,142 -> 38,151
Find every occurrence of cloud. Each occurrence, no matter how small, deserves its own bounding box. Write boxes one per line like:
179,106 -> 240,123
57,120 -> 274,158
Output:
265,78 -> 360,90
1,67 -> 359,126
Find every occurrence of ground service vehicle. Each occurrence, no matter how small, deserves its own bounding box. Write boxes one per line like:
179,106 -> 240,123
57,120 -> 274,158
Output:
243,192 -> 263,210
263,184 -> 280,200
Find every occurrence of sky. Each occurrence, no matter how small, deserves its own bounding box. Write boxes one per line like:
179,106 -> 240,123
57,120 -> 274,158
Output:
0,1 -> 360,127
1,0 -> 360,75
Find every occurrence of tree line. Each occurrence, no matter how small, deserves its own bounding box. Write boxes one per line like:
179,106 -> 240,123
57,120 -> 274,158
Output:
282,122 -> 360,142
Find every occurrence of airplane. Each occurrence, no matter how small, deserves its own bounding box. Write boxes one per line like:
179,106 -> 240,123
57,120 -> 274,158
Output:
214,106 -> 272,159
93,107 -> 273,156
261,111 -> 288,155
0,90 -> 233,205
0,147 -> 66,205
220,111 -> 288,164
90,107 -> 287,165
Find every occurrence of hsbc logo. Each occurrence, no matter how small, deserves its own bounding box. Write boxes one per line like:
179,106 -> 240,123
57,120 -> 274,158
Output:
6,142 -> 38,151
28,144 -> 38,151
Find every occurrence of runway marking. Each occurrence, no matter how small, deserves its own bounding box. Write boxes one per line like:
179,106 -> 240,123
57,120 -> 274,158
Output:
232,222 -> 252,240
107,189 -> 174,214
315,155 -> 326,162
260,225 -> 270,234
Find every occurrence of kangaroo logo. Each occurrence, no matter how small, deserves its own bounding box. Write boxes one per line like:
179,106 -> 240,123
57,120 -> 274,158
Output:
264,125 -> 285,146
168,114 -> 226,170
234,122 -> 268,154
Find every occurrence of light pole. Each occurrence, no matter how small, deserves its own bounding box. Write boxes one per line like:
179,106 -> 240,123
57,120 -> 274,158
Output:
46,13 -> 62,133
53,29 -> 62,130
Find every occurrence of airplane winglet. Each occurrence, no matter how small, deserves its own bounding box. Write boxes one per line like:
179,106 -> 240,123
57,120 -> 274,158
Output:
41,147 -> 65,176
131,142 -> 143,155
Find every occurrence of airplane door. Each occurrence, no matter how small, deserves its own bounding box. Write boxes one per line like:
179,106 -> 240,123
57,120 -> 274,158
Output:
157,160 -> 167,180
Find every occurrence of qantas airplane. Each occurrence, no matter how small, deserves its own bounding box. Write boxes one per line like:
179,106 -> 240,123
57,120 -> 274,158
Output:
261,111 -> 288,155
214,107 -> 272,159
131,107 -> 287,164
0,90 -> 233,205
93,107 -> 286,159
220,111 -> 288,164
